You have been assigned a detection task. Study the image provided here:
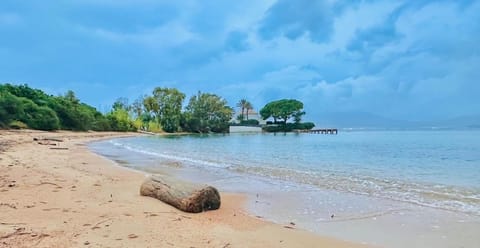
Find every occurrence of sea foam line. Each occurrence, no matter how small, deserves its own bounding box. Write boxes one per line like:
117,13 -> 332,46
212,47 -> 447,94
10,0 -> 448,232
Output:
107,140 -> 480,215
108,140 -> 229,169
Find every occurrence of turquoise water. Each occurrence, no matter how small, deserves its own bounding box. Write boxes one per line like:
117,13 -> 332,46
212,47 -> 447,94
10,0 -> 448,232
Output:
89,130 -> 480,247
90,130 -> 480,216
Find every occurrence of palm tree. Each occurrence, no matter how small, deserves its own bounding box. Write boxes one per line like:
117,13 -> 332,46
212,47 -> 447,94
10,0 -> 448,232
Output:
236,98 -> 247,121
245,101 -> 253,120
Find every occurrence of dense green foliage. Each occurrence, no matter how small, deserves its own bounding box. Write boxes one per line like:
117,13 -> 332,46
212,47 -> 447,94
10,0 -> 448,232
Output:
1,84 -> 314,134
151,87 -> 185,133
262,122 -> 315,132
0,84 -> 236,133
182,92 -> 233,133
0,84 -> 132,131
0,87 -> 60,130
260,99 -> 314,132
106,108 -> 136,132
260,99 -> 305,124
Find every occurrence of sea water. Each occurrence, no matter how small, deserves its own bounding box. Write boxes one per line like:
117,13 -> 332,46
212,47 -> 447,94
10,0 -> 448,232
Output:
89,130 -> 480,247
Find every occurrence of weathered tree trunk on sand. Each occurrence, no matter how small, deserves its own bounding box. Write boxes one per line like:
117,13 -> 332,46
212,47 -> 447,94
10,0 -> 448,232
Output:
140,175 -> 221,213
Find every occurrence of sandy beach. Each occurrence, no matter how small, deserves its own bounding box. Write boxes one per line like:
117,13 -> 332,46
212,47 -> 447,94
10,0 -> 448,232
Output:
0,130 -> 365,248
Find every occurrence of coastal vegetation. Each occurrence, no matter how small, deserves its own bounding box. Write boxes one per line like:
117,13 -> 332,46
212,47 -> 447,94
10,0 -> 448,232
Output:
1,83 -> 314,133
0,84 -> 112,131
0,84 -> 234,133
260,99 -> 315,132
182,92 -> 233,133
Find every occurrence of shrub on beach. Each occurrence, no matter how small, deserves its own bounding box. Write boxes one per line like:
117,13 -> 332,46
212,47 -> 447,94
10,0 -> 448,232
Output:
147,120 -> 162,133
106,109 -> 137,132
0,91 -> 24,125
8,120 -> 28,129
24,106 -> 60,131
0,89 -> 60,130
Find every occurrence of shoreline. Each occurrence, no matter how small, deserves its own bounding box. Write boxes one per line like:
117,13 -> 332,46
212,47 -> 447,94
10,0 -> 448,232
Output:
88,132 -> 480,248
0,130 -> 365,247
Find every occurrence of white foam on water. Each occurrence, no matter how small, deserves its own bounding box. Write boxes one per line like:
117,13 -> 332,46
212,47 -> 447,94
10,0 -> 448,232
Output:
105,138 -> 480,215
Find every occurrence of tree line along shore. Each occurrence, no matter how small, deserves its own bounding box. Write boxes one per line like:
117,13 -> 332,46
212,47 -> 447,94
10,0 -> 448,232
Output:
0,83 -> 314,133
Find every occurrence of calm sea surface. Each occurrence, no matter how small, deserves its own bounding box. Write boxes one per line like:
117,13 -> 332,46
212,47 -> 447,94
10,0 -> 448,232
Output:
89,130 -> 480,247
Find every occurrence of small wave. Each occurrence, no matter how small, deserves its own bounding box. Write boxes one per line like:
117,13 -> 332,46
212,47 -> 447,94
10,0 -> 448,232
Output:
229,165 -> 480,215
107,140 -> 229,169
104,139 -> 480,215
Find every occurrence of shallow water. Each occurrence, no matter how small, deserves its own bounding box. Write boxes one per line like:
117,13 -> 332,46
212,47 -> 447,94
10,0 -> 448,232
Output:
89,130 -> 480,247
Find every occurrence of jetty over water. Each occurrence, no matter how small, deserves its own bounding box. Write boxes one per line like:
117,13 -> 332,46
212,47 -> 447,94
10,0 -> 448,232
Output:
296,128 -> 338,134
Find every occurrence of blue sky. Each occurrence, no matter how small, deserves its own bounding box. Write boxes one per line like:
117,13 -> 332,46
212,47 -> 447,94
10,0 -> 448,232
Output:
1,0 -> 479,123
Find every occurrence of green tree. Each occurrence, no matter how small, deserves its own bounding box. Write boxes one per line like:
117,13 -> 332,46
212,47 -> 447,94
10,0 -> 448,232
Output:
293,110 -> 306,124
131,95 -> 145,119
64,90 -> 80,105
112,97 -> 129,111
0,83 -> 133,132
152,87 -> 186,133
106,108 -> 135,131
26,106 -> 60,131
143,96 -> 159,119
183,92 -> 233,133
49,97 -> 96,131
0,83 -> 50,106
260,99 -> 305,124
0,90 -> 25,127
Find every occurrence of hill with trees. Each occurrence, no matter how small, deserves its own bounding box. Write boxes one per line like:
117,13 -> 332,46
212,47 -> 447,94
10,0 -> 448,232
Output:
0,84 -> 119,131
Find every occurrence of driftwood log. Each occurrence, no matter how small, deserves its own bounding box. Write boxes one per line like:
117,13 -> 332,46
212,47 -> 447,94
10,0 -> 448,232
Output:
140,175 -> 221,213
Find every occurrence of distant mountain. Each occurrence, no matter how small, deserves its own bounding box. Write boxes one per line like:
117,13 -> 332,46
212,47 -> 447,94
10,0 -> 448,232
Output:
424,114 -> 480,129
313,111 -> 416,129
312,112 -> 480,130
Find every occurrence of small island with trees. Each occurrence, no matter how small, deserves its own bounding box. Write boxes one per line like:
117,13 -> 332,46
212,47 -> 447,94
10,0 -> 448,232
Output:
1,83 -> 316,134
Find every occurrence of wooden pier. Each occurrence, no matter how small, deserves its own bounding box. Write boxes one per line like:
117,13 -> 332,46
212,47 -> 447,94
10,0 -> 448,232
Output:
296,128 -> 338,134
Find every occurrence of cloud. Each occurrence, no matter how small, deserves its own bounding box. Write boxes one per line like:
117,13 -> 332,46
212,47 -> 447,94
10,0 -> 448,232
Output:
80,21 -> 197,48
1,0 -> 479,123
258,0 -> 336,42
225,31 -> 250,52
